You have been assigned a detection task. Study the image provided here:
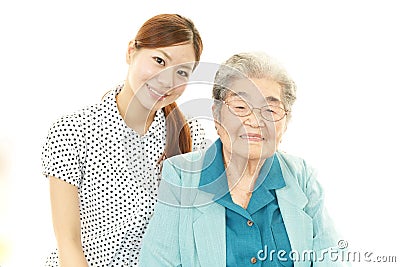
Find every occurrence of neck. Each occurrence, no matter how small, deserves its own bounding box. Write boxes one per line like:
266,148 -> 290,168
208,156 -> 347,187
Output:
222,147 -> 266,191
116,83 -> 156,136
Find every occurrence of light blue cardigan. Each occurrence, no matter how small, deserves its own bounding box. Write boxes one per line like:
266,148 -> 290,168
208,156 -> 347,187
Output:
139,147 -> 350,267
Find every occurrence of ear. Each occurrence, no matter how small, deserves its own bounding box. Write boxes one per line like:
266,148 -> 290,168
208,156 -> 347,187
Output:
126,40 -> 136,64
214,120 -> 222,135
278,120 -> 288,145
212,103 -> 217,116
212,103 -> 220,123
212,104 -> 221,133
283,120 -> 288,133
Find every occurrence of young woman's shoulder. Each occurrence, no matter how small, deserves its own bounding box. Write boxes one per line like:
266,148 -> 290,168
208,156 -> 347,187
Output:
41,102 -> 102,186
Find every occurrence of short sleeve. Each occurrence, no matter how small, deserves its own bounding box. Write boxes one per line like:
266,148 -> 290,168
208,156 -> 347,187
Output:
187,118 -> 207,151
41,113 -> 86,187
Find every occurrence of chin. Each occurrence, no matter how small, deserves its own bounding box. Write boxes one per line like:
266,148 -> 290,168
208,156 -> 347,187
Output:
246,145 -> 275,159
139,98 -> 164,111
247,152 -> 273,161
147,96 -> 178,111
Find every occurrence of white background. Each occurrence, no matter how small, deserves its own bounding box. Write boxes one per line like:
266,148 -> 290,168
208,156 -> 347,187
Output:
1,0 -> 399,266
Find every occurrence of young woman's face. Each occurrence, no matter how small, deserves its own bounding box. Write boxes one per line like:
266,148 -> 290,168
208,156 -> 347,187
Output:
125,43 -> 196,111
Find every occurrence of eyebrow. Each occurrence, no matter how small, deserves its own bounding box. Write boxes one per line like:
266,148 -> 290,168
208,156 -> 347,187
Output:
156,49 -> 172,61
230,92 -> 281,102
265,96 -> 281,102
229,92 -> 248,98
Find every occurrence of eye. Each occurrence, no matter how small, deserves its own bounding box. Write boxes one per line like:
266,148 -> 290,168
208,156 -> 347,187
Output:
264,106 -> 280,114
233,105 -> 247,110
177,70 -> 189,78
153,56 -> 165,66
230,101 -> 248,110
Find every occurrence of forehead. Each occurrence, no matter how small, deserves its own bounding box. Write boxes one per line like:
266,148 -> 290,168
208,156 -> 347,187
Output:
227,78 -> 282,102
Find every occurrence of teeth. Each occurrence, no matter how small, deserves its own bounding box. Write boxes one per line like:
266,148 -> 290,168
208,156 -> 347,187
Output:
240,135 -> 264,140
147,84 -> 167,97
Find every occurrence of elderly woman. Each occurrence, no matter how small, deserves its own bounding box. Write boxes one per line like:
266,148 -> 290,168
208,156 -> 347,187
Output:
139,52 -> 348,267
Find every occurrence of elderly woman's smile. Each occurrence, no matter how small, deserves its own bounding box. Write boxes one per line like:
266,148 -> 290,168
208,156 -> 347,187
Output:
239,133 -> 264,141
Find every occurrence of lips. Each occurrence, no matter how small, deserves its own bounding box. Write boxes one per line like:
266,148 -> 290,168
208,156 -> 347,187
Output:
146,83 -> 169,100
239,133 -> 265,141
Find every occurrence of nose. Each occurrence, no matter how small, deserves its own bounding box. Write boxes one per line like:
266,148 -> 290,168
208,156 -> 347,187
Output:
244,109 -> 266,128
156,67 -> 174,89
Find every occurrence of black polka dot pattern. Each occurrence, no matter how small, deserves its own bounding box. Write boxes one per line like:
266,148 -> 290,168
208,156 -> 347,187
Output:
41,84 -> 205,266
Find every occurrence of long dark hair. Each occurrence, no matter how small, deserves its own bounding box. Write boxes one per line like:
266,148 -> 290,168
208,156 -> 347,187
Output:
134,14 -> 203,159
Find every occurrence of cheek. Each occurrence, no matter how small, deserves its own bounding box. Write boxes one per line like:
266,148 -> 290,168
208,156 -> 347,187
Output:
274,122 -> 286,142
140,66 -> 157,82
174,75 -> 191,87
129,62 -> 156,84
217,125 -> 234,154
172,85 -> 186,95
218,116 -> 243,140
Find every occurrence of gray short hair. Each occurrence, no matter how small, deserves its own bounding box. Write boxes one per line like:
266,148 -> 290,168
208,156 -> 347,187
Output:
212,52 -> 297,120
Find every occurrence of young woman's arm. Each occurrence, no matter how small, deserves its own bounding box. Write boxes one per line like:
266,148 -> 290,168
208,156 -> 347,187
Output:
49,176 -> 88,267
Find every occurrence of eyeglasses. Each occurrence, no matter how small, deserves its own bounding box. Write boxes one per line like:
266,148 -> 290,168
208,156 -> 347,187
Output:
223,99 -> 288,122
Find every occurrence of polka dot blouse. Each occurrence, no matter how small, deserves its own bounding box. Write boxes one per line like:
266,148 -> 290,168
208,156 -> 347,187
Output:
41,84 -> 206,266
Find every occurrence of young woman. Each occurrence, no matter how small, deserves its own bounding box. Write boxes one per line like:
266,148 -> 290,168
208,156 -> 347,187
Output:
42,14 -> 204,267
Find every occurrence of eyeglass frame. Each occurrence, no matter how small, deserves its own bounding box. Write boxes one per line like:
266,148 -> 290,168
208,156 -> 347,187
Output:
221,98 -> 290,122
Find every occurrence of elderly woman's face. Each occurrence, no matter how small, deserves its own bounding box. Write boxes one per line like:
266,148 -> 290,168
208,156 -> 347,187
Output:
214,78 -> 287,160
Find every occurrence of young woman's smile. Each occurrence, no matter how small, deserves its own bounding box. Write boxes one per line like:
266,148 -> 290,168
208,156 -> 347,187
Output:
145,83 -> 170,101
